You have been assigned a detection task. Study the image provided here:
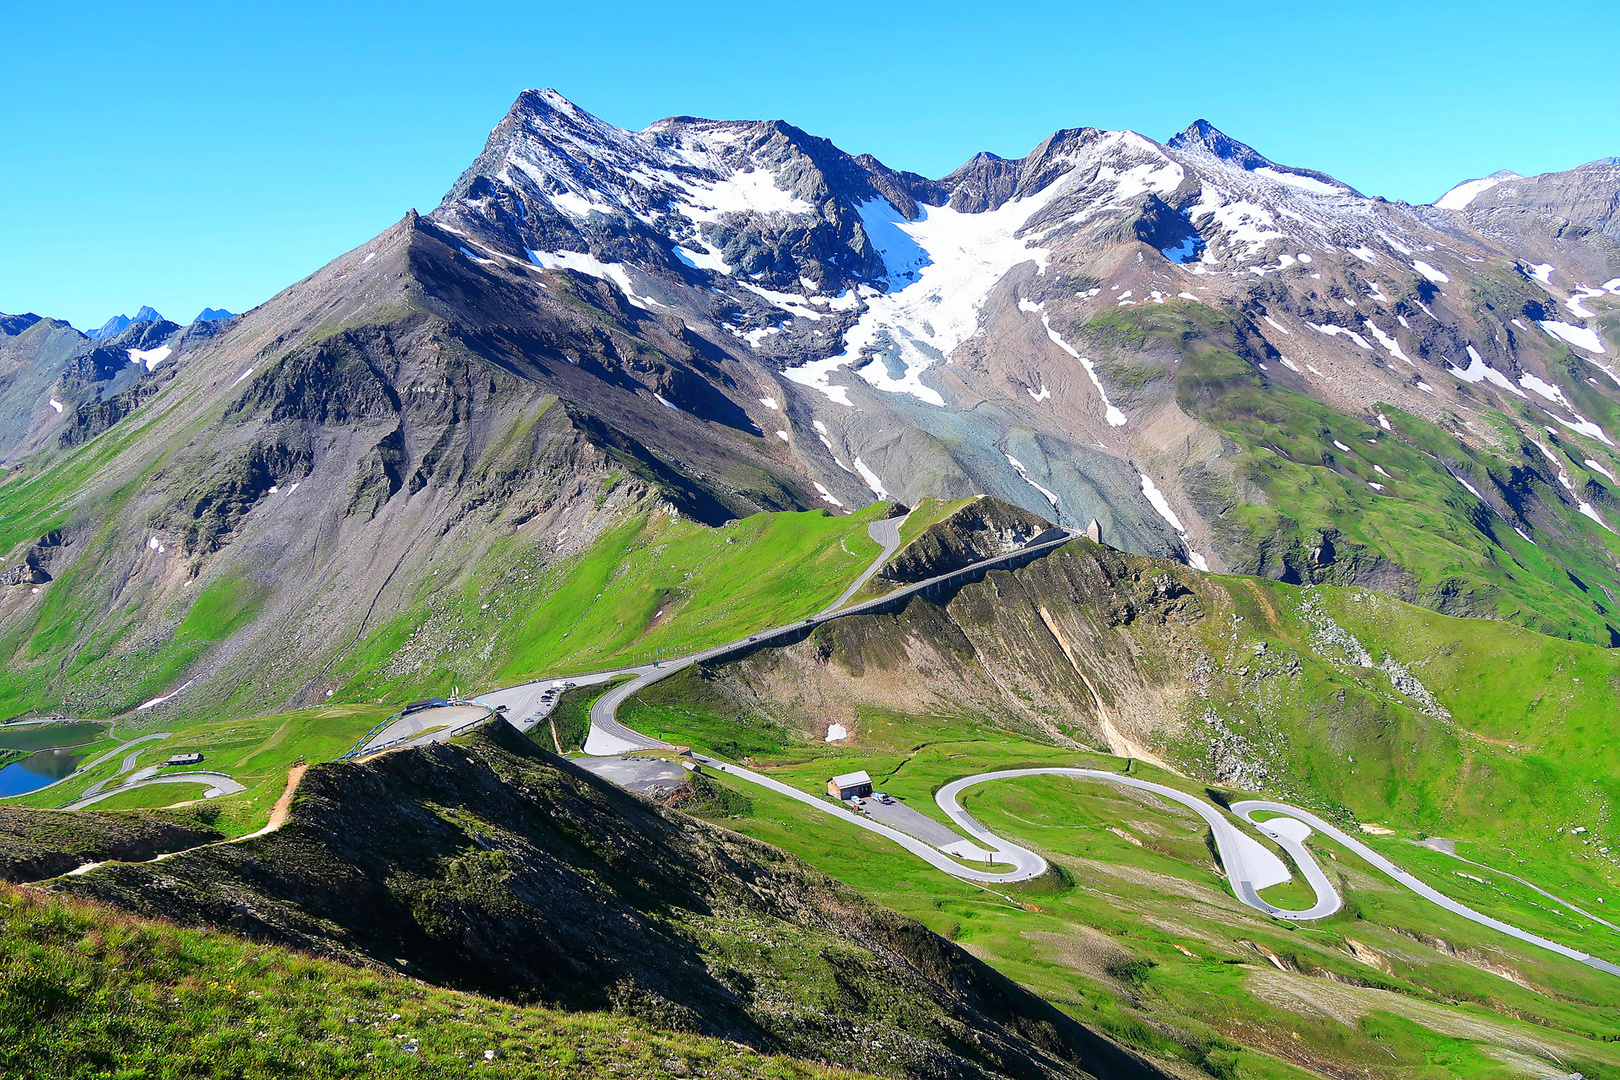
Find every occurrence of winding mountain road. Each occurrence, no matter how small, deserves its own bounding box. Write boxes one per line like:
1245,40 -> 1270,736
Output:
405,513 -> 1616,978
1231,801 -> 1620,977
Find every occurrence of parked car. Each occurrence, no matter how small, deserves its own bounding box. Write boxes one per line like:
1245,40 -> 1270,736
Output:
876,792 -> 894,805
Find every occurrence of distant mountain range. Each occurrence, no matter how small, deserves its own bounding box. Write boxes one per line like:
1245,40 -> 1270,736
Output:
84,306 -> 234,339
1,88 -> 1616,724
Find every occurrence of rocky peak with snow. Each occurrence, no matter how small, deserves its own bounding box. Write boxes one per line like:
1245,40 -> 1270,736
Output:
1458,158 -> 1620,240
389,91 -> 1620,623
6,88 -> 1619,659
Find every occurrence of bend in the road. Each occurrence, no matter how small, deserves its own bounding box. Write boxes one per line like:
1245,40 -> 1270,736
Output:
937,769 -> 1340,920
1232,802 -> 1620,977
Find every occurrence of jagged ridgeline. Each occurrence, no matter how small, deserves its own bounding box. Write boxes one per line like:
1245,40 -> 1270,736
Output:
2,91 -> 1618,726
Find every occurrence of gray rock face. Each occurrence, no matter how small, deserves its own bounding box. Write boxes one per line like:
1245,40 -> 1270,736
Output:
879,497 -> 1054,583
1466,157 -> 1620,240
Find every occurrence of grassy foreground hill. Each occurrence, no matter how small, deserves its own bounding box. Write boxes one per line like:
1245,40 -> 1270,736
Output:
0,883 -> 875,1080
47,723 -> 1164,1080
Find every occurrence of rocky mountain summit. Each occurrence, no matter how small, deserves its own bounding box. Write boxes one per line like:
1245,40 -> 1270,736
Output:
426,90 -> 1620,636
1,90 -> 1617,726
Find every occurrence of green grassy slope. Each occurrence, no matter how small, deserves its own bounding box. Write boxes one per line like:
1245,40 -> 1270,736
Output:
331,502 -> 886,708
0,884 -> 869,1080
1085,303 -> 1620,647
609,542 -> 1620,1078
640,707 -> 1620,1079
1,501 -> 887,828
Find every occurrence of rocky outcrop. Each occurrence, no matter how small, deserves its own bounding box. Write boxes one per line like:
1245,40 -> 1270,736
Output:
880,498 -> 1055,583
0,806 -> 221,882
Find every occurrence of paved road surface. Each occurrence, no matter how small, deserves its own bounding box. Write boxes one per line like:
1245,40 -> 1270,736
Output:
473,670 -> 624,738
360,704 -> 493,755
67,771 -> 246,810
67,765 -> 308,877
1232,801 -> 1620,976
580,524 -> 1077,755
934,769 -> 1335,917
692,754 -> 1035,883
821,514 -> 907,613
2,731 -> 173,801
371,514 -> 1617,977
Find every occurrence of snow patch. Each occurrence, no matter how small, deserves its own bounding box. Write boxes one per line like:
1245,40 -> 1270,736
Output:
1028,382 -> 1051,402
1041,315 -> 1126,426
852,457 -> 889,500
1584,458 -> 1617,483
1262,315 -> 1291,335
1544,408 -> 1613,446
1139,474 -> 1186,532
1307,322 -> 1374,350
1578,503 -> 1613,531
758,396 -> 778,410
812,482 -> 844,507
825,723 -> 848,742
527,249 -> 662,310
1524,262 -> 1555,285
1434,175 -> 1512,210
1518,373 -> 1572,409
47,397 -> 62,413
137,679 -> 195,711
1566,286 -> 1605,319
1539,320 -> 1606,354
1143,475 -> 1210,570
673,244 -> 729,273
784,186 -> 1068,407
127,345 -> 172,371
1004,454 -> 1060,509
1254,167 -> 1340,194
1363,320 -> 1411,364
1412,260 -> 1450,285
1448,345 -> 1527,397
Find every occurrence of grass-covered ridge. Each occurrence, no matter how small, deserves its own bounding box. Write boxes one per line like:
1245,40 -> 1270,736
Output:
640,699 -> 1620,1079
608,532 -> 1620,1076
0,884 -> 869,1080
336,501 -> 887,706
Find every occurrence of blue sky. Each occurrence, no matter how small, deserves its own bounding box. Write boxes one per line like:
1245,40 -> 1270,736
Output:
3,1 -> 1616,330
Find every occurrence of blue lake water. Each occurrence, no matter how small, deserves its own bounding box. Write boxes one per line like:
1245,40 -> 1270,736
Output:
0,748 -> 88,797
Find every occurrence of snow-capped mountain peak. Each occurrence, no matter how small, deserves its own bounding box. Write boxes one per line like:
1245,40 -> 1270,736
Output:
1433,169 -> 1521,210
1167,119 -> 1358,197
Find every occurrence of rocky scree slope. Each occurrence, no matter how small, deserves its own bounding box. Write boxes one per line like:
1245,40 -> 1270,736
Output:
54,721 -> 1165,1080
0,205 -> 833,722
425,89 -> 1620,641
